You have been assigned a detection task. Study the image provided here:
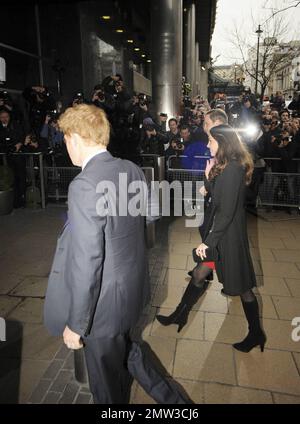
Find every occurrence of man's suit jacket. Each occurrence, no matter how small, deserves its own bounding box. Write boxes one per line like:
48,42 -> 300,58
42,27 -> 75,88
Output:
44,151 -> 150,338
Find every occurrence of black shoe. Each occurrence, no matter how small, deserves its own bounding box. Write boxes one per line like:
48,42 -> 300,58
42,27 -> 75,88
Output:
156,281 -> 208,333
156,304 -> 188,331
156,306 -> 190,333
233,297 -> 266,353
233,330 -> 266,353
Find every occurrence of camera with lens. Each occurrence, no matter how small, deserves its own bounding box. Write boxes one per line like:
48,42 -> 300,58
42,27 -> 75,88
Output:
94,89 -> 105,102
263,118 -> 272,126
183,96 -> 192,108
47,142 -> 62,156
3,137 -> 15,153
243,95 -> 251,103
0,90 -> 13,108
72,92 -> 84,105
0,90 -> 10,101
281,134 -> 292,143
171,137 -> 184,151
138,93 -> 147,107
46,109 -> 59,122
39,90 -> 50,100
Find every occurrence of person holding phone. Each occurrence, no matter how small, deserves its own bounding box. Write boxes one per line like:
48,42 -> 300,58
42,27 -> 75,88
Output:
157,124 -> 266,353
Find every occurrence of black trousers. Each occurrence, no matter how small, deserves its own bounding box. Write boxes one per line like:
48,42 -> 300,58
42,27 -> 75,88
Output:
84,333 -> 191,404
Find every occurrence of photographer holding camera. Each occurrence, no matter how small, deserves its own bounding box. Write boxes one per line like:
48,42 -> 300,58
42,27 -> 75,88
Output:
92,85 -> 115,120
40,112 -> 64,148
262,125 -> 297,210
127,93 -> 153,129
140,121 -> 166,156
0,90 -> 23,124
271,91 -> 285,112
165,136 -> 185,169
23,86 -> 56,132
0,108 -> 27,207
70,92 -> 87,108
165,118 -> 180,150
157,112 -> 168,133
0,109 -> 24,155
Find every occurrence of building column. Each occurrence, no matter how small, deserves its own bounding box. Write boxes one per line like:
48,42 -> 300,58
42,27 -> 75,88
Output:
184,2 -> 196,94
195,41 -> 200,95
199,61 -> 209,99
151,0 -> 183,118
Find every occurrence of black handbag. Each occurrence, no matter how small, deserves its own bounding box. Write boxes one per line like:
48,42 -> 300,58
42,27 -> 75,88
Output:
192,247 -> 219,263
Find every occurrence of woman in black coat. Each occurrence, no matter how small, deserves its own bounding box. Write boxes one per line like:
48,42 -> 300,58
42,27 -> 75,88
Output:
157,124 -> 266,353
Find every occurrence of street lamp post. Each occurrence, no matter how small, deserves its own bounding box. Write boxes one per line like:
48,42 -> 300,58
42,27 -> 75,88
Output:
255,24 -> 263,96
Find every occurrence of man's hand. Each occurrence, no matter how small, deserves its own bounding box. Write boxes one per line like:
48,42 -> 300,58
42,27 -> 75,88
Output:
63,326 -> 83,350
32,86 -> 45,93
15,142 -> 23,152
24,135 -> 31,146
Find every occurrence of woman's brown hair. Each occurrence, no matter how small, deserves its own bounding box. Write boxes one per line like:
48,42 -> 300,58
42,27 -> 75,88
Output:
208,125 -> 254,185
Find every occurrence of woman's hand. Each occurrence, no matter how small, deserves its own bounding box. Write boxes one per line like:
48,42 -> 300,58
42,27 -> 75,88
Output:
205,158 -> 215,179
196,243 -> 209,260
199,185 -> 207,197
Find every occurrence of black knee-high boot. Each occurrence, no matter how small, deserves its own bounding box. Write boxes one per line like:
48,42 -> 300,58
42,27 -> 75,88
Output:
233,297 -> 266,353
156,280 -> 209,333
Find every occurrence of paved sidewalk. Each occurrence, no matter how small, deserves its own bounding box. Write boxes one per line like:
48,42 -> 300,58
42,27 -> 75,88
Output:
1,206 -> 300,404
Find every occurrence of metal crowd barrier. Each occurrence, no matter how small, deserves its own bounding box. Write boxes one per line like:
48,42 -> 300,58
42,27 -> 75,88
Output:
44,154 -> 165,204
166,155 -> 207,203
44,166 -> 81,202
165,155 -> 300,209
0,151 -> 46,209
2,152 -> 299,210
258,158 -> 300,208
121,154 -> 165,182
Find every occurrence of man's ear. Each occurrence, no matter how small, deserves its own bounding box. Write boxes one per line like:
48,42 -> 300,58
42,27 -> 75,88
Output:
72,133 -> 82,147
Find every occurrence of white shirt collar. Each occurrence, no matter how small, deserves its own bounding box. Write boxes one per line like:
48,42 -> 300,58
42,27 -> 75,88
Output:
82,149 -> 107,170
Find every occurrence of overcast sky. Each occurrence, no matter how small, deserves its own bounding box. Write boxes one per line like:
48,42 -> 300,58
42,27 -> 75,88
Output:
211,0 -> 300,66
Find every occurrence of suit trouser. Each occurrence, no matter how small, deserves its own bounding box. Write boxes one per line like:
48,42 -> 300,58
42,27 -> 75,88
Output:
84,333 -> 190,404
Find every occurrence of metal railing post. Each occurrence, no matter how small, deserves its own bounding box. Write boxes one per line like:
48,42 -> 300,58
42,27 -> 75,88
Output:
38,153 -> 46,209
142,167 -> 156,248
28,154 -> 38,209
157,156 -> 165,182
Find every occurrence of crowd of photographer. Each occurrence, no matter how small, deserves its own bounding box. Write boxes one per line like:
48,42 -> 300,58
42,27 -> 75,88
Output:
1,74 -> 300,209
225,90 -> 300,211
0,76 -> 213,208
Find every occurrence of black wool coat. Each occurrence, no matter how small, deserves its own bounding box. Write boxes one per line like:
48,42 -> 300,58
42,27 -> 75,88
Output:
203,161 -> 257,296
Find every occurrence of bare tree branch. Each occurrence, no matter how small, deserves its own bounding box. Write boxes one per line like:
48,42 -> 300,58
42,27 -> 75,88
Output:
227,7 -> 297,100
261,1 -> 300,26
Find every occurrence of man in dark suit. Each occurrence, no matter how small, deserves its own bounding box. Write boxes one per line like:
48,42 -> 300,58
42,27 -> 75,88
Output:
44,104 -> 189,404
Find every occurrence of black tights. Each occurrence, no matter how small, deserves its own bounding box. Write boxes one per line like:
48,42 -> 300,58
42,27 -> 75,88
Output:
191,264 -> 213,289
192,263 -> 256,303
240,289 -> 256,303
